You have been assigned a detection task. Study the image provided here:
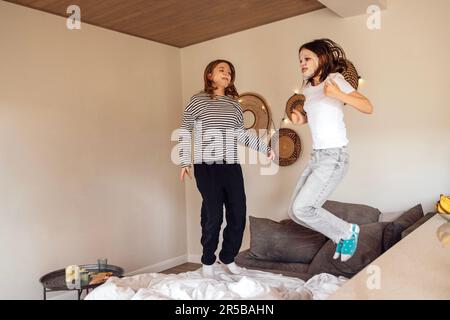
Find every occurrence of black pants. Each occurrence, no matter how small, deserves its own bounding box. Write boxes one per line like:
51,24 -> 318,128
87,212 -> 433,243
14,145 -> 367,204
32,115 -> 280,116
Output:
194,163 -> 247,265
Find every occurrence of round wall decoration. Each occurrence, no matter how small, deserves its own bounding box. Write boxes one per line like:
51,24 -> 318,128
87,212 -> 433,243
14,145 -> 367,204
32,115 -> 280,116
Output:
285,93 -> 306,122
238,92 -> 271,137
341,59 -> 359,90
269,128 -> 302,166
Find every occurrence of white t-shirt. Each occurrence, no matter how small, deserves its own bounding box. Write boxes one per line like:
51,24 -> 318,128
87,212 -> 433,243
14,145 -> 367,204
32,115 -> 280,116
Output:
303,72 -> 355,149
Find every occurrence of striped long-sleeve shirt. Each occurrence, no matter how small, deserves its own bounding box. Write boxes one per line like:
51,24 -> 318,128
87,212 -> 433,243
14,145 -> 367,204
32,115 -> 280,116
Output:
179,92 -> 270,167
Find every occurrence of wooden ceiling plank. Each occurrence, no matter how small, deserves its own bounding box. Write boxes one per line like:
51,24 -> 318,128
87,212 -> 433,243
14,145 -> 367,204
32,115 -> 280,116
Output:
5,0 -> 325,48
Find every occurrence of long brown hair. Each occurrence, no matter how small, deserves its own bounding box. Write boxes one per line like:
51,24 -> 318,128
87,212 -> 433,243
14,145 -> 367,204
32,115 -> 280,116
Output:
203,59 -> 239,99
299,38 -> 348,85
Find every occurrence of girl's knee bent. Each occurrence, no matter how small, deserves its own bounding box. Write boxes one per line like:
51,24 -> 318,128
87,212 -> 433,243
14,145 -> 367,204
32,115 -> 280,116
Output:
291,205 -> 316,220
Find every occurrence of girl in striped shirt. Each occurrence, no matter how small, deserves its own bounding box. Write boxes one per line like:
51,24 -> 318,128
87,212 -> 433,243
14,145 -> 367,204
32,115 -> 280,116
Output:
179,59 -> 274,276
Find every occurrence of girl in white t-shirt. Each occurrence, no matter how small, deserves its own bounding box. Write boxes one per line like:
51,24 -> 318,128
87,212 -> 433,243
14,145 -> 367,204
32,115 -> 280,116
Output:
288,39 -> 373,262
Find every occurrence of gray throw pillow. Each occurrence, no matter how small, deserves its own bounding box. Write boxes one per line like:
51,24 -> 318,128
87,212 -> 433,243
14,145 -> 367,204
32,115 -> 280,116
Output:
308,222 -> 387,279
401,212 -> 436,239
323,200 -> 382,225
382,204 -> 424,252
249,216 -> 328,264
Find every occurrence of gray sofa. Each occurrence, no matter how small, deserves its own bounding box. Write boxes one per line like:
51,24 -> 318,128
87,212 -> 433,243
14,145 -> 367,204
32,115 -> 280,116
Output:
235,200 -> 435,281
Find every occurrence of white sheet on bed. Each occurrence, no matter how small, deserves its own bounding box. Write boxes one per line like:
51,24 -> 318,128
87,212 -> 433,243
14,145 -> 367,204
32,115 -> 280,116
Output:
85,264 -> 347,300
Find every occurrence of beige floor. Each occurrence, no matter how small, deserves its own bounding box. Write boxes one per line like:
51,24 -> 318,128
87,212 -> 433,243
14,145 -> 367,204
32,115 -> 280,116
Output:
161,262 -> 201,275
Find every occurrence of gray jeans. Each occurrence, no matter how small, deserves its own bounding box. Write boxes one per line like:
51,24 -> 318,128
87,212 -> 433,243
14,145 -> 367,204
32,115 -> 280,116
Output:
288,146 -> 352,243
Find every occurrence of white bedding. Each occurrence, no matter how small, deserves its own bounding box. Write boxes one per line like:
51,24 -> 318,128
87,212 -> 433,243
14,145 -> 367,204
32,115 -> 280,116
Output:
85,264 -> 347,300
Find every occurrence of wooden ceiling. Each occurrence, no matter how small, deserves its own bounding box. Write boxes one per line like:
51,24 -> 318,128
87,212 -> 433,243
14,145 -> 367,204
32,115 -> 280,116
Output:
5,0 -> 325,48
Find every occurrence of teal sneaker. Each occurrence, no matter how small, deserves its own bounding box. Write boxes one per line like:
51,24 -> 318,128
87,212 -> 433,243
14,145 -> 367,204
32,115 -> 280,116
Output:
340,224 -> 360,262
333,240 -> 342,260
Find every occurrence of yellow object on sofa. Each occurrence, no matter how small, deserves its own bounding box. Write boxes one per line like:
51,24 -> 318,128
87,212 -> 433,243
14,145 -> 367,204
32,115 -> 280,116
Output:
436,195 -> 450,222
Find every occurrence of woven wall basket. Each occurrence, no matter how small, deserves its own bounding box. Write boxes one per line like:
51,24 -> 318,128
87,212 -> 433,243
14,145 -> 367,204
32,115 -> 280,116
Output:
285,93 -> 306,122
238,92 -> 271,137
269,128 -> 302,166
341,59 -> 359,90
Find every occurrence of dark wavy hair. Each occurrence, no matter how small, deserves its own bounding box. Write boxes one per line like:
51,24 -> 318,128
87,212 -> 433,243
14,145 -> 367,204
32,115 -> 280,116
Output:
299,38 -> 348,85
203,59 -> 239,99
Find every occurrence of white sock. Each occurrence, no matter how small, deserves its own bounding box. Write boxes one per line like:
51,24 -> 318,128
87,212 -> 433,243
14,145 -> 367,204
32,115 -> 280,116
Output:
340,225 -> 360,262
202,264 -> 214,277
333,241 -> 341,260
344,224 -> 357,239
224,262 -> 244,275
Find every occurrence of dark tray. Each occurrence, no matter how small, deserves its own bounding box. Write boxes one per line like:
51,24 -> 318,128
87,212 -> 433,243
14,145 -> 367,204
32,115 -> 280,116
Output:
39,264 -> 124,291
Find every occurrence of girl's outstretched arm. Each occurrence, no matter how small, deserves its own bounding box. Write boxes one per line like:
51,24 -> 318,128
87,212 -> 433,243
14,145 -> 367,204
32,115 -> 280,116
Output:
324,79 -> 374,114
236,109 -> 274,160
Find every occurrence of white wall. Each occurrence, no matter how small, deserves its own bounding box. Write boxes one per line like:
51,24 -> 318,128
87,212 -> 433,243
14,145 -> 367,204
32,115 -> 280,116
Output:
180,0 -> 450,260
0,2 -> 186,299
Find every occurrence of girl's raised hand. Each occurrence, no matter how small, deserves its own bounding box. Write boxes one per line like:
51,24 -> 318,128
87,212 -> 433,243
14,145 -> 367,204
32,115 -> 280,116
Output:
267,150 -> 276,161
180,167 -> 192,182
324,79 -> 342,99
291,109 -> 305,125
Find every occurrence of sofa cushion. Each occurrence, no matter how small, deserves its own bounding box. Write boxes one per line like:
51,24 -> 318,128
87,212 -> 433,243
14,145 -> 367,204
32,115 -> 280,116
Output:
401,212 -> 435,239
308,222 -> 387,279
235,250 -> 312,281
323,200 -> 381,225
382,204 -> 424,252
249,216 -> 327,264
